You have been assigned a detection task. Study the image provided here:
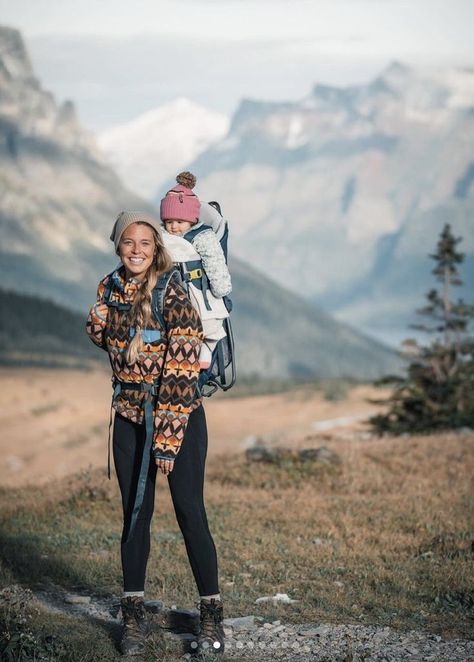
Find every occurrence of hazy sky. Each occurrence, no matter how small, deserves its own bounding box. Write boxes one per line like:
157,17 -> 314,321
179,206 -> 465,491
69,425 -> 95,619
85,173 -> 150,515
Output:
2,0 -> 473,130
2,0 -> 474,48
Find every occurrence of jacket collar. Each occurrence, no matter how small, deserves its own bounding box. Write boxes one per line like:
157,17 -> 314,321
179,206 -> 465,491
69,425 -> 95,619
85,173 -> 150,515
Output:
111,265 -> 142,301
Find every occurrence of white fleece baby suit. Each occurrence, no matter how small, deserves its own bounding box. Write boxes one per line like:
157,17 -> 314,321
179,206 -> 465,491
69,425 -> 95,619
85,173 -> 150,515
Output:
162,216 -> 232,366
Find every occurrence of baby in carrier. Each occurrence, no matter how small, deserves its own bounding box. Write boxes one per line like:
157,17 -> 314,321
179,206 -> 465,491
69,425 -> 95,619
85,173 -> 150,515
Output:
160,172 -> 232,370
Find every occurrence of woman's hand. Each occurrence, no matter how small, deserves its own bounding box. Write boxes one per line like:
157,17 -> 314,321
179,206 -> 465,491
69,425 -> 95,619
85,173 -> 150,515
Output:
156,458 -> 174,475
93,302 -> 109,322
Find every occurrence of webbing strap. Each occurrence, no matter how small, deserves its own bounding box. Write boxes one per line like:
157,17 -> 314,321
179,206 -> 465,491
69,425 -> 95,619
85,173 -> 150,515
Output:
182,260 -> 212,311
125,395 -> 154,543
183,223 -> 212,242
107,380 -> 122,480
183,259 -> 202,276
201,270 -> 212,311
217,339 -> 226,383
107,403 -> 114,480
114,381 -> 159,544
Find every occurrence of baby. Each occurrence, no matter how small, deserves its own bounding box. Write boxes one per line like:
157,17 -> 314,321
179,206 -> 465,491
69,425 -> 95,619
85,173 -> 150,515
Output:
160,172 -> 232,370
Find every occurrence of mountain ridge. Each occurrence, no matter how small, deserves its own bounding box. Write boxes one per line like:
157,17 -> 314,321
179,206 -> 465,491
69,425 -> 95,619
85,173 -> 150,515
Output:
165,60 -> 474,345
0,24 -> 402,379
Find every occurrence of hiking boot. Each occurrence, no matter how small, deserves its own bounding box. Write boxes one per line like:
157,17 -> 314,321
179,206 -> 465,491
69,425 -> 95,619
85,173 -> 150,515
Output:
194,597 -> 225,655
119,596 -> 151,656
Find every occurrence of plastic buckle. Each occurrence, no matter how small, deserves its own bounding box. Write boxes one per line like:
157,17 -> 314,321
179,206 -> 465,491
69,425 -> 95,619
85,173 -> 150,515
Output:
187,268 -> 202,280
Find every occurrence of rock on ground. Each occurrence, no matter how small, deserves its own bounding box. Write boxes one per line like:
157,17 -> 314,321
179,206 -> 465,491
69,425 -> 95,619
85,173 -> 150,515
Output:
6,586 -> 472,661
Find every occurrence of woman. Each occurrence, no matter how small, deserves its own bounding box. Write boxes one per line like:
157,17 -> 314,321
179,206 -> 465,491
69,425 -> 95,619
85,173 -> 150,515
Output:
86,210 -> 225,656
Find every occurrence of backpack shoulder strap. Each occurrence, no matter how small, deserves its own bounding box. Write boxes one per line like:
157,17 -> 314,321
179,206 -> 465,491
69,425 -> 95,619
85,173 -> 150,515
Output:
102,269 -> 134,311
186,220 -> 230,262
183,223 -> 213,244
101,270 -> 116,305
151,267 -> 182,331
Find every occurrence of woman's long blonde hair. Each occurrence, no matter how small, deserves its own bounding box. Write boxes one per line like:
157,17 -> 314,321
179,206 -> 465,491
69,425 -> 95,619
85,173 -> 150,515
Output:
123,222 -> 173,365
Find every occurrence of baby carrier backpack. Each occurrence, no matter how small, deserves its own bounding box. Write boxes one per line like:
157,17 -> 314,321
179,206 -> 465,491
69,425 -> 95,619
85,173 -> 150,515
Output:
170,200 -> 236,397
102,202 -> 236,399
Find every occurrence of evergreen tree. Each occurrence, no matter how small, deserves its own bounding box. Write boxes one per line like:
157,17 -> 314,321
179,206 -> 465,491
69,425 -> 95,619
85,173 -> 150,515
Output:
370,223 -> 474,433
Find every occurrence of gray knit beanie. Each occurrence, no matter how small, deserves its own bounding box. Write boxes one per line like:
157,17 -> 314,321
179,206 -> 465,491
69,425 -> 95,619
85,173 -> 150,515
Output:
110,211 -> 163,252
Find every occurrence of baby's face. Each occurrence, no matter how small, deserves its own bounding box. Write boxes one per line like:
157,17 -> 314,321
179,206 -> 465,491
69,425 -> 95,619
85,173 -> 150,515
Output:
165,219 -> 194,236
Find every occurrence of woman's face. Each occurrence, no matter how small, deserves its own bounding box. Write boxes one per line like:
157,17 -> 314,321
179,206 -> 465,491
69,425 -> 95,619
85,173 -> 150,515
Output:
119,223 -> 156,281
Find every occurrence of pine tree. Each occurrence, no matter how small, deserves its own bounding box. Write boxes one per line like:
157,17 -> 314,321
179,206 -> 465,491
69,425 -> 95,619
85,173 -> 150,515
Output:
370,223 -> 474,433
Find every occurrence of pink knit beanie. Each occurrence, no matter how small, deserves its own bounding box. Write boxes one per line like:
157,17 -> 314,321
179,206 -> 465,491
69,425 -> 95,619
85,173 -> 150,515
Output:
160,171 -> 201,223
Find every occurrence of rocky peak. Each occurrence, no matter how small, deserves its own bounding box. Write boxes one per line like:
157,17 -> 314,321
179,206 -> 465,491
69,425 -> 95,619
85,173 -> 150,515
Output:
0,25 -> 34,82
0,24 -> 155,318
311,82 -> 356,106
378,60 -> 413,85
0,24 -> 96,153
372,59 -> 474,113
229,98 -> 294,134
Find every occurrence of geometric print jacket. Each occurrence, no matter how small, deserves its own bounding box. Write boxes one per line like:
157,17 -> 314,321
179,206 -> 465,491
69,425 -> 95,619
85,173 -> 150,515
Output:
86,266 -> 204,462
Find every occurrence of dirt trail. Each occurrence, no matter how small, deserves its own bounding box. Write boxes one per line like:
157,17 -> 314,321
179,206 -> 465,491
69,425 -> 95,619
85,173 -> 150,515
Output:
0,367 -> 386,488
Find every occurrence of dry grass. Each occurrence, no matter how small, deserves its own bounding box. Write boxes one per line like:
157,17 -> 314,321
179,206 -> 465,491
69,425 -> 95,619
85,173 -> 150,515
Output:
204,432 -> 474,637
0,367 -> 387,488
1,427 -> 473,657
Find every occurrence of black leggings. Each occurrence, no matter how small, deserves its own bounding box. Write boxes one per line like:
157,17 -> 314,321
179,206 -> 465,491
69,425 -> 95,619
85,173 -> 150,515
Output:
112,404 -> 219,595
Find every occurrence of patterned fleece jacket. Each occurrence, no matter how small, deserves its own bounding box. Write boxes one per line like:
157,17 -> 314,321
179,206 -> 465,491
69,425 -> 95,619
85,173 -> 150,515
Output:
85,267 -> 204,462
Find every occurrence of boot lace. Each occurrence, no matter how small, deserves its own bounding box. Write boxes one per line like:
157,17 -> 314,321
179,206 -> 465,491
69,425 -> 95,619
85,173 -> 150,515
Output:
198,599 -> 223,641
122,597 -> 146,635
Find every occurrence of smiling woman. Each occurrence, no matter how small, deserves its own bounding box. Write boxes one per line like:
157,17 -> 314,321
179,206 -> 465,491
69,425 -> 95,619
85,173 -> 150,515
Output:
85,209 -> 225,655
119,223 -> 156,280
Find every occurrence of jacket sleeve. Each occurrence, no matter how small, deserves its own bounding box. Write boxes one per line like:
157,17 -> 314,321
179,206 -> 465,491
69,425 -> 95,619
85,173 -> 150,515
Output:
192,229 -> 232,298
153,279 -> 204,462
85,278 -> 108,349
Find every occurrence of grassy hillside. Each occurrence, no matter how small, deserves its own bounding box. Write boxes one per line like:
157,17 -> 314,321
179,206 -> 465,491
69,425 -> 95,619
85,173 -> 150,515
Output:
0,289 -> 105,368
0,273 -> 403,380
229,257 -> 404,380
0,430 -> 472,660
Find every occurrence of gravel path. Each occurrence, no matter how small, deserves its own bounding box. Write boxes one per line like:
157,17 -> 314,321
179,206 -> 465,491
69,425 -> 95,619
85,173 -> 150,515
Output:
31,589 -> 474,661
216,617 -> 474,661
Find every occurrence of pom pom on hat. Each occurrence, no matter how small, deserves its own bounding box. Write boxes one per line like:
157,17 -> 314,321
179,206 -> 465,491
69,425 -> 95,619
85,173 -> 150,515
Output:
176,171 -> 196,189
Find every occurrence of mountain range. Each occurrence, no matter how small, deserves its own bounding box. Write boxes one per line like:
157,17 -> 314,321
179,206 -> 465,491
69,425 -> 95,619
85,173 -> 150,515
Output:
190,62 -> 474,345
130,61 -> 473,347
0,25 -> 401,380
92,61 -> 474,346
0,288 -> 106,368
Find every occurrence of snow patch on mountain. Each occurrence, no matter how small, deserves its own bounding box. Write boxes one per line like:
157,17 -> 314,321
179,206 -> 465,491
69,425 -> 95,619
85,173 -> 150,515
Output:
97,98 -> 229,199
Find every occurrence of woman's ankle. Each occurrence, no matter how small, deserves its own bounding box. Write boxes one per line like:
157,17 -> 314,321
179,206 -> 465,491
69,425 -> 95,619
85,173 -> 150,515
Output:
200,593 -> 221,601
